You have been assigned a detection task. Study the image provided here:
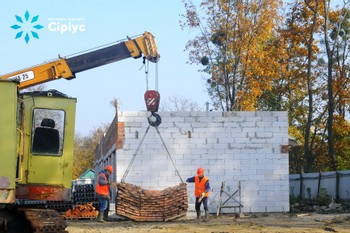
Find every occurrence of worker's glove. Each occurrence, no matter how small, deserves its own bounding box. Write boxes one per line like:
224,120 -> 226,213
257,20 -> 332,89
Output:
197,192 -> 205,203
109,182 -> 117,188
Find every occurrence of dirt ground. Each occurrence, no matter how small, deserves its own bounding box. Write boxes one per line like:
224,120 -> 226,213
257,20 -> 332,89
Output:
66,212 -> 350,233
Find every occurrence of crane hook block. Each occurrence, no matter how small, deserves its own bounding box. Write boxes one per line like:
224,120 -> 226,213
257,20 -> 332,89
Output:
144,90 -> 160,112
147,112 -> 162,127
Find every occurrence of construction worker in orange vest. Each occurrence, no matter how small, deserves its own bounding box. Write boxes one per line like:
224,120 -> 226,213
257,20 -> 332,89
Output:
186,167 -> 211,221
95,165 -> 116,222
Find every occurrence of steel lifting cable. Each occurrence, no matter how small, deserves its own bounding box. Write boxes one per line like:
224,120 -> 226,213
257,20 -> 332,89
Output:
145,59 -> 149,91
121,125 -> 151,183
155,60 -> 158,91
143,59 -> 158,91
154,126 -> 184,183
120,124 -> 184,184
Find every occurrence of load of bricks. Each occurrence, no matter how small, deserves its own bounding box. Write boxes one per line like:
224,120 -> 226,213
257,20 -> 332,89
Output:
63,203 -> 98,220
116,182 -> 188,221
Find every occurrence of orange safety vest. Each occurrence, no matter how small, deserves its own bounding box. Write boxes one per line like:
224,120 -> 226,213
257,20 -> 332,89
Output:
194,175 -> 209,198
95,172 -> 110,197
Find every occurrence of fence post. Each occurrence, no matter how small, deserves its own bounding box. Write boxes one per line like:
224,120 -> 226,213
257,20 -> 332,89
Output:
299,172 -> 303,201
317,171 -> 321,197
336,170 -> 340,202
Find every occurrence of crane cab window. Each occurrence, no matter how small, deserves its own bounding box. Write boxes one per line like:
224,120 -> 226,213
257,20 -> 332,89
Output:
31,108 -> 65,156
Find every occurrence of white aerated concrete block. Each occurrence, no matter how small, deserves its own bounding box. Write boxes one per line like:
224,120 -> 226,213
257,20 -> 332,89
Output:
116,111 -> 289,213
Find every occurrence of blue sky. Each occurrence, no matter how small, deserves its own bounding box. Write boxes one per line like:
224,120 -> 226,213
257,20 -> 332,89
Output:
0,0 -> 210,136
1,1 -> 345,136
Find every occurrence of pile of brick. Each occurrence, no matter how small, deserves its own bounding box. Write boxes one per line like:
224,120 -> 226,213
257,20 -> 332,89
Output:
116,182 -> 188,221
63,203 -> 98,220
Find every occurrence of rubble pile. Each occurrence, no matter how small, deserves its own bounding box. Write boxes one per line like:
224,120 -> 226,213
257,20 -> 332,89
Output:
116,182 -> 188,221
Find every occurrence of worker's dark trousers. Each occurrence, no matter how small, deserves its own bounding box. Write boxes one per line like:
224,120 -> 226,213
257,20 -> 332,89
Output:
195,197 -> 208,211
98,197 -> 110,213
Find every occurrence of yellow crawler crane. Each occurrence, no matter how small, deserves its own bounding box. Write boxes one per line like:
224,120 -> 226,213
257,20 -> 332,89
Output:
0,32 -> 159,233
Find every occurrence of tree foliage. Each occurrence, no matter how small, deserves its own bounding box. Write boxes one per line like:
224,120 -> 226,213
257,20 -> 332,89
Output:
181,0 -> 350,175
181,0 -> 284,111
72,124 -> 109,179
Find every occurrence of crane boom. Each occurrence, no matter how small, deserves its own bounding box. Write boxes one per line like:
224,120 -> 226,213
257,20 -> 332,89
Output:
0,31 -> 159,89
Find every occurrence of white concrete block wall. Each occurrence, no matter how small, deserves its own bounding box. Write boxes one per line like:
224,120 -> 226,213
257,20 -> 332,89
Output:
116,111 -> 289,213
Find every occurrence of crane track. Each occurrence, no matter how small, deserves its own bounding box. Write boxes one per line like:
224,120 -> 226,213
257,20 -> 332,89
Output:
17,208 -> 68,233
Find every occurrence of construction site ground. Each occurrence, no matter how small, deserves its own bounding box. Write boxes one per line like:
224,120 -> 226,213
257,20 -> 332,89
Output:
66,208 -> 350,233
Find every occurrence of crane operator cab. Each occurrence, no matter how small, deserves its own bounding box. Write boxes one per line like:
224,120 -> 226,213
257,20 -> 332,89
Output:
14,89 -> 77,201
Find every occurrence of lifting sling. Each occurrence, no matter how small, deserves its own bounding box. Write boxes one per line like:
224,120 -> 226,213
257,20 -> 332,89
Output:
117,118 -> 187,222
120,119 -> 184,183
117,39 -> 188,222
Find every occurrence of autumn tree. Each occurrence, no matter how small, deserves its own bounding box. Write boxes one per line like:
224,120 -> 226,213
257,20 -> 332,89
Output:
325,3 -> 350,168
281,1 -> 325,172
72,124 -> 109,179
181,0 -> 284,111
330,6 -> 350,171
160,95 -> 202,111
277,0 -> 350,175
181,0 -> 350,176
321,0 -> 350,201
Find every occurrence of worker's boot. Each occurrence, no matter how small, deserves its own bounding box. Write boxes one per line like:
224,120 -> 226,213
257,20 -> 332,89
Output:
103,211 -> 109,222
204,211 -> 209,222
196,211 -> 201,222
97,212 -> 105,222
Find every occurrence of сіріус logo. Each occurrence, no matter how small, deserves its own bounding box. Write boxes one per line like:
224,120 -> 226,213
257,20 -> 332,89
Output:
11,10 -> 44,44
